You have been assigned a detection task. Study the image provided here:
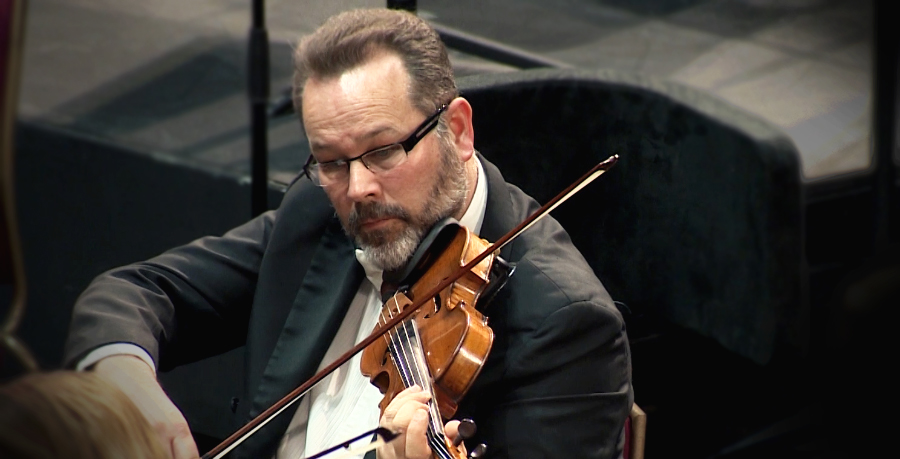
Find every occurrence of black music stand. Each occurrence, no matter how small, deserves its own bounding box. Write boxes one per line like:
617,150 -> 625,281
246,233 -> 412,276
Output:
248,0 -> 269,217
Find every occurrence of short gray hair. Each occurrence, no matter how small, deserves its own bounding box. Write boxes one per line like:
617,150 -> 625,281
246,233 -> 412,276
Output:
292,8 -> 458,127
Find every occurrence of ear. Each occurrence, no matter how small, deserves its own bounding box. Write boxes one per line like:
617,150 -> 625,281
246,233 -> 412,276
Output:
446,97 -> 475,162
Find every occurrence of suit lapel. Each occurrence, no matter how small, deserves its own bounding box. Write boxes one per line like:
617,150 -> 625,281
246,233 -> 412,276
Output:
245,220 -> 365,457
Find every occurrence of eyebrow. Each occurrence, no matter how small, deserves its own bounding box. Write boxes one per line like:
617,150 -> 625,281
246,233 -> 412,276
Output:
308,125 -> 401,155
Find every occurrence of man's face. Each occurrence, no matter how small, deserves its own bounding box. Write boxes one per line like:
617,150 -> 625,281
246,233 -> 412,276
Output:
301,52 -> 467,270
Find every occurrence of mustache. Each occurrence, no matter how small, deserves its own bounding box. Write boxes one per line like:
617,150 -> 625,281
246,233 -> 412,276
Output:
347,202 -> 411,233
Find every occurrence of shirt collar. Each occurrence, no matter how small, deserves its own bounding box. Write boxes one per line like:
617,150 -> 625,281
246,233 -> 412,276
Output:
460,155 -> 488,237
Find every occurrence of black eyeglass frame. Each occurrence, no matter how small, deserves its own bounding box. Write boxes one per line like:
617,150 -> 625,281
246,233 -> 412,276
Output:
303,102 -> 450,185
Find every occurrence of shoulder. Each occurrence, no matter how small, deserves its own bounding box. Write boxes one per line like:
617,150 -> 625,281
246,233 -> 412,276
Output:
482,170 -> 623,337
266,174 -> 342,250
278,173 -> 333,218
503,213 -> 622,329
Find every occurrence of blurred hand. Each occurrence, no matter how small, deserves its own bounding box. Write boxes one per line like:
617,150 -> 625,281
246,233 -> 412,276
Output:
377,385 -> 465,459
93,355 -> 199,459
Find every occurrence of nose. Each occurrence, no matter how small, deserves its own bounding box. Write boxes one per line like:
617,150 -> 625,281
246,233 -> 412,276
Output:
346,159 -> 380,202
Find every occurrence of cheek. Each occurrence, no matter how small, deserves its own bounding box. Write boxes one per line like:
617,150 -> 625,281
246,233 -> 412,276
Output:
392,144 -> 443,200
380,172 -> 427,212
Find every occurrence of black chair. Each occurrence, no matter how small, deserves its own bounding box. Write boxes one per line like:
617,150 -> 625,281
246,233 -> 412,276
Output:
459,68 -> 806,456
459,68 -> 804,366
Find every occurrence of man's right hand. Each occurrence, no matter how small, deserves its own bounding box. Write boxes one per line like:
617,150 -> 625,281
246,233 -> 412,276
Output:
93,354 -> 200,459
377,385 -> 466,459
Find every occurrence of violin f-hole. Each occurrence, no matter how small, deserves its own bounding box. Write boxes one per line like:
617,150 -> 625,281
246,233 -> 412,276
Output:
423,294 -> 442,319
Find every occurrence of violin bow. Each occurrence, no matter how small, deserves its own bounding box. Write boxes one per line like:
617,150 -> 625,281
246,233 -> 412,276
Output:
304,427 -> 398,459
202,154 -> 618,459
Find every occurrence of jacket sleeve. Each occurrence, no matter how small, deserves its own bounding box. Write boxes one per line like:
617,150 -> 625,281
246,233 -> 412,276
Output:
457,252 -> 633,459
63,210 -> 276,371
486,299 -> 632,458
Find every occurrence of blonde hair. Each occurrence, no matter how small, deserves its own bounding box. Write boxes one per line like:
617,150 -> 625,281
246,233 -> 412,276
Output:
0,371 -> 167,459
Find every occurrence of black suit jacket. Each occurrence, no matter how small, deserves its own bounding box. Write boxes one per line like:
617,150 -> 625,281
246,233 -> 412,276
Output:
65,156 -> 632,458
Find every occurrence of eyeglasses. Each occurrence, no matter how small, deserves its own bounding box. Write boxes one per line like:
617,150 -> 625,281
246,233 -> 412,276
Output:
303,103 -> 450,187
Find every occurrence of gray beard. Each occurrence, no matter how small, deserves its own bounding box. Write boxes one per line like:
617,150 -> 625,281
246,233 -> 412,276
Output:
346,141 -> 468,271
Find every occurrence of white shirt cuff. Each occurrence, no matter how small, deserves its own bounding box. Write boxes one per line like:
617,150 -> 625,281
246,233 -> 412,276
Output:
75,343 -> 156,374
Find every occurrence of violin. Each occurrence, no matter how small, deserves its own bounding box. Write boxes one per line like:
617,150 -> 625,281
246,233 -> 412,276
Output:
202,155 -> 618,459
360,220 -> 514,458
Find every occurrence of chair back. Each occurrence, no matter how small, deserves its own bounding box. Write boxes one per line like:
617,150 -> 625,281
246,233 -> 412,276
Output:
459,69 -> 804,364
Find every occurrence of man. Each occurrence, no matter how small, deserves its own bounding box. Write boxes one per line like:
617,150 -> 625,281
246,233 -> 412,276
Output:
65,8 -> 632,459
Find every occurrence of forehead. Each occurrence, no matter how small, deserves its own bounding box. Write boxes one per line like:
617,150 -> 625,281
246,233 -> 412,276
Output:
301,53 -> 415,132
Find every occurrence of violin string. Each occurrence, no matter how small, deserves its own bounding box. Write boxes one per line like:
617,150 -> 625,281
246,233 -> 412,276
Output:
385,302 -> 456,458
408,317 -> 447,434
385,298 -> 423,400
389,297 -> 442,433
395,299 -> 454,458
381,294 -> 454,459
382,296 -> 422,407
377,295 -> 409,387
408,313 -> 456,459
382,296 -> 415,389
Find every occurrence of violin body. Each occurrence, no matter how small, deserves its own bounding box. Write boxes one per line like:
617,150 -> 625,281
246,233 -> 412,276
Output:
361,223 -> 497,420
362,289 -> 493,419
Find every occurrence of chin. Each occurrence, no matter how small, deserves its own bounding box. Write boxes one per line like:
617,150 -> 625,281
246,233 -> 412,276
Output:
357,220 -> 403,247
358,225 -> 422,271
